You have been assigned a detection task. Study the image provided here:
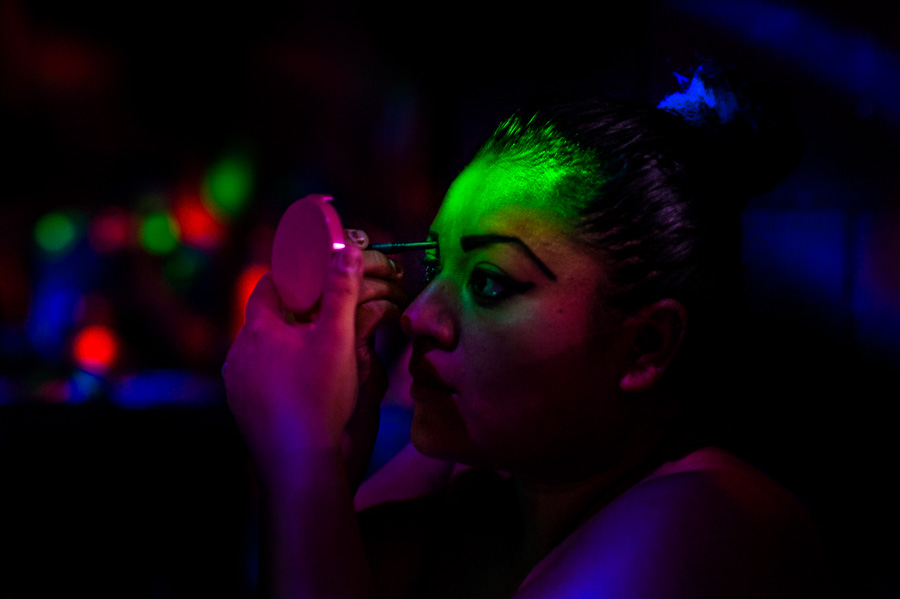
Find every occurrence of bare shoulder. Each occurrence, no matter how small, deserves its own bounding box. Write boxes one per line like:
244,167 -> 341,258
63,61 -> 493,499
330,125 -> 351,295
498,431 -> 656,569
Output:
518,451 -> 833,599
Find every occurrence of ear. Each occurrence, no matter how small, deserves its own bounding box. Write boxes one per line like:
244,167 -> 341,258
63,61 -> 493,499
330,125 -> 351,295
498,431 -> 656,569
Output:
619,299 -> 687,393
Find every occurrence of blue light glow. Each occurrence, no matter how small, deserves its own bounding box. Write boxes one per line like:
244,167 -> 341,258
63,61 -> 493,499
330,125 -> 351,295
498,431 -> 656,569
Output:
27,280 -> 81,361
69,368 -> 106,403
657,66 -> 740,124
0,376 -> 15,405
111,370 -> 223,409
742,209 -> 849,321
364,404 -> 413,479
668,0 -> 900,123
851,213 -> 900,360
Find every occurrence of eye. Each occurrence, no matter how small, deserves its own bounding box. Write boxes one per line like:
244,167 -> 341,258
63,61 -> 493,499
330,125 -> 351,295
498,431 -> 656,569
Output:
467,264 -> 534,304
422,257 -> 441,285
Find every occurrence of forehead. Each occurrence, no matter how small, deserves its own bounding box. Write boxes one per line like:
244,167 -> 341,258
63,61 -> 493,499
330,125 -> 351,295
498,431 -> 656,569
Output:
432,159 -> 571,241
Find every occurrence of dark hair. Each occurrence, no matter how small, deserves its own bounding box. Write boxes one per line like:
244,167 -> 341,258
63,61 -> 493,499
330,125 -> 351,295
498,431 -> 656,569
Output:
475,66 -> 800,316
473,66 -> 800,430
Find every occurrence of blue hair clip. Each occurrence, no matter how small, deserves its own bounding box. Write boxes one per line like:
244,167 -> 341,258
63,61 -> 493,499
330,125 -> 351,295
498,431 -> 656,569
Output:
658,66 -> 739,125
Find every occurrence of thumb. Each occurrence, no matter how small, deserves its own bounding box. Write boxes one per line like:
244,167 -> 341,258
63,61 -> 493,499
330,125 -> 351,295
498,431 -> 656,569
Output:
317,245 -> 363,339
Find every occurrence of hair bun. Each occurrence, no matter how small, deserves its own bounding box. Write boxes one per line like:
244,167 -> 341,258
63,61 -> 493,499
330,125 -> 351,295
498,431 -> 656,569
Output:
657,63 -> 802,203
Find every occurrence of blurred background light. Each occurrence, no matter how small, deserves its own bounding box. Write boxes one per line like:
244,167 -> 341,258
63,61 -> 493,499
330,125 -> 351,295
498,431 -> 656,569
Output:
111,370 -> 223,409
35,211 -> 79,255
140,211 -> 181,255
232,264 -> 268,339
88,206 -> 133,254
71,324 -> 119,374
69,368 -> 106,403
668,0 -> 900,123
203,153 -> 254,220
174,190 -> 225,250
742,209 -> 850,322
26,278 -> 81,361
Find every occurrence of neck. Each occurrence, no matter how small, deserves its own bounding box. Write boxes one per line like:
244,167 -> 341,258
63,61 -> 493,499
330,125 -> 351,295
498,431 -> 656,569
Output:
512,429 -> 682,563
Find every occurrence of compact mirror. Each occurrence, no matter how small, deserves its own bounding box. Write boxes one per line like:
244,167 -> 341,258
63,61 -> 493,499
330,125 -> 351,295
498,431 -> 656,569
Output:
271,194 -> 346,314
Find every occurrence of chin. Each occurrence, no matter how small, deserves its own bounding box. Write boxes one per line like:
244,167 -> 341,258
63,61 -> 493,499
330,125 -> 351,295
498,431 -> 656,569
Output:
409,404 -> 482,466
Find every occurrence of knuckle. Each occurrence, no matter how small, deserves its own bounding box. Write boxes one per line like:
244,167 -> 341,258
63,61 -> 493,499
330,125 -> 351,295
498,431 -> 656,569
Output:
363,250 -> 401,278
325,277 -> 356,299
345,228 -> 369,248
359,299 -> 400,323
358,302 -> 381,321
362,250 -> 387,271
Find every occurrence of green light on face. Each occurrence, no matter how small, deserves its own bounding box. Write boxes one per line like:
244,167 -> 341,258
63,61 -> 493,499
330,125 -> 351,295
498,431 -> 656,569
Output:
472,115 -> 601,223
203,153 -> 254,218
35,212 -> 78,254
141,211 -> 181,254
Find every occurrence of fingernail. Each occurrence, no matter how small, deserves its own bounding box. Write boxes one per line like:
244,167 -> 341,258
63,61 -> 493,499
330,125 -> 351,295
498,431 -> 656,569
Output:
347,229 -> 368,247
388,258 -> 403,277
339,248 -> 362,271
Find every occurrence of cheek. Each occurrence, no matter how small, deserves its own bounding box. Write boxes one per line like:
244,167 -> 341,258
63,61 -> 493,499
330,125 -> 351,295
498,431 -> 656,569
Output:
458,298 -> 619,439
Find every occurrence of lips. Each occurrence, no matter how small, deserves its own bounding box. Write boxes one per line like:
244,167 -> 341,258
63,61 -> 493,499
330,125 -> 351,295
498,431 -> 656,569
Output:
408,349 -> 457,400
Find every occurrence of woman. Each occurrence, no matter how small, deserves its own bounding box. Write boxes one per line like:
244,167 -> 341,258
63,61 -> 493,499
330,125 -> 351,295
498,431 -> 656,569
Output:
223,69 -> 831,598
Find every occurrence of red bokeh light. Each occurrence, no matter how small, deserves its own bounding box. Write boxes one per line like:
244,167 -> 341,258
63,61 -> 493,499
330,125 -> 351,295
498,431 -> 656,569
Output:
72,325 -> 119,374
232,264 -> 269,339
174,191 -> 225,250
88,207 -> 132,254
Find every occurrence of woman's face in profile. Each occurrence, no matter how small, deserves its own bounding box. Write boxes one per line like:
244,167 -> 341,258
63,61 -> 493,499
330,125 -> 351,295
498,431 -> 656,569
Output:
401,159 -> 639,480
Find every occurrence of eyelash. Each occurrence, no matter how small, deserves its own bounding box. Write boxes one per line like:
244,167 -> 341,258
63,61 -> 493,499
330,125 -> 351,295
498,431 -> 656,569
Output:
468,265 -> 534,304
422,258 -> 440,285
420,259 -> 534,305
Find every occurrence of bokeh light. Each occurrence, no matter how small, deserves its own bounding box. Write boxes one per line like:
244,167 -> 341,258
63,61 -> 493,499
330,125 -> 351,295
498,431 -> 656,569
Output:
72,324 -> 119,374
27,280 -> 81,361
140,211 -> 181,255
35,212 -> 79,255
88,207 -> 132,254
203,153 -> 254,220
174,190 -> 225,250
69,368 -> 105,403
232,264 -> 269,338
111,370 -> 222,409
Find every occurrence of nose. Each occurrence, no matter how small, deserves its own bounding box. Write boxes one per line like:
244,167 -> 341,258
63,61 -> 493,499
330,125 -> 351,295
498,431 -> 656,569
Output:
400,281 -> 458,350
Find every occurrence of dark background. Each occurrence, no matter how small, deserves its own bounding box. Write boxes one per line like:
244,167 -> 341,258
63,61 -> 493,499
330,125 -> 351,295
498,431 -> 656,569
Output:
1,0 -> 898,596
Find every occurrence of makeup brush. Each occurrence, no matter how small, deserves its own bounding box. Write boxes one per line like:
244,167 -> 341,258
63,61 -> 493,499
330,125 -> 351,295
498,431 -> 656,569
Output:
368,241 -> 437,253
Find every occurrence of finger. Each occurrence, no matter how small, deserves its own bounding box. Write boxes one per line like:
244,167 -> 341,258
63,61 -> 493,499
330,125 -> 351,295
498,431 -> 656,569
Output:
355,299 -> 402,344
359,277 -> 408,305
317,245 -> 364,339
363,249 -> 403,280
345,229 -> 370,249
244,271 -> 282,324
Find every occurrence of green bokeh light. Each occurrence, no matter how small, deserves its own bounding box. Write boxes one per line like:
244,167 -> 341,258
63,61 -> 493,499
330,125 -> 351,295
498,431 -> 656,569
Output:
141,212 -> 181,254
203,153 -> 254,218
35,212 -> 78,254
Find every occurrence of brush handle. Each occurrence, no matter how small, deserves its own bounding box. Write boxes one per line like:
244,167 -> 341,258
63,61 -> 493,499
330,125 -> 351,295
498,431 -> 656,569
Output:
368,241 -> 438,253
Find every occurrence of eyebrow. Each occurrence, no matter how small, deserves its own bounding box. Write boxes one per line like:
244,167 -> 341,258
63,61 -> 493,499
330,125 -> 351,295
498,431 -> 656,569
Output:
459,234 -> 557,281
